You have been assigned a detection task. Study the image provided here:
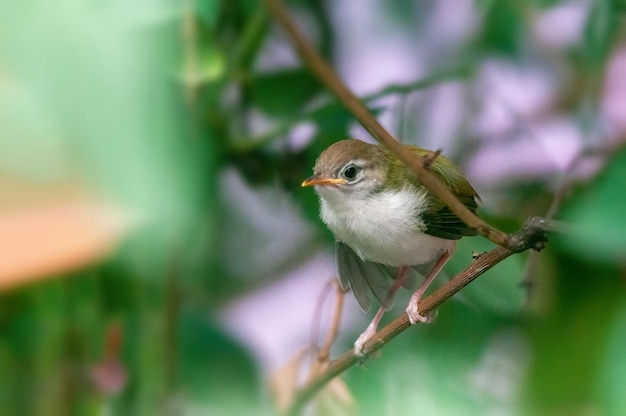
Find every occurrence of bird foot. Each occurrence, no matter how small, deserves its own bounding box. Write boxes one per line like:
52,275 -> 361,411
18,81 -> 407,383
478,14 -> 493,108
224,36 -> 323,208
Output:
406,297 -> 435,324
353,327 -> 376,357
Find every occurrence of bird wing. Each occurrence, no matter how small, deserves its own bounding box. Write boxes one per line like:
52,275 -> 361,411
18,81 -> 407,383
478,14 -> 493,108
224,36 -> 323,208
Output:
408,148 -> 480,240
421,203 -> 478,240
336,242 -> 398,311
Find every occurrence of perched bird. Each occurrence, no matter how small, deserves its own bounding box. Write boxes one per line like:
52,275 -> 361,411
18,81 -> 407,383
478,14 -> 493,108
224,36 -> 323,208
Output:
302,139 -> 479,356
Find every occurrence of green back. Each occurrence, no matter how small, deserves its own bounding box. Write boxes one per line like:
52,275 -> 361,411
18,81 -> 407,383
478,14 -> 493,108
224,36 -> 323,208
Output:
386,145 -> 479,240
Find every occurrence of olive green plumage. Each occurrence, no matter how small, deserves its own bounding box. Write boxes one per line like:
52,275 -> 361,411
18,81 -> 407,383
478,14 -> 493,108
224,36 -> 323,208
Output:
387,145 -> 479,240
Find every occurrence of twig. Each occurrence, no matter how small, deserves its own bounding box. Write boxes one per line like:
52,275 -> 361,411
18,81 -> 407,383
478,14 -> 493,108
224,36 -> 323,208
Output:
306,282 -> 346,385
364,68 -> 471,101
422,149 -> 442,169
286,217 -> 555,415
317,282 -> 345,364
264,0 -> 517,250
309,279 -> 336,353
231,69 -> 468,154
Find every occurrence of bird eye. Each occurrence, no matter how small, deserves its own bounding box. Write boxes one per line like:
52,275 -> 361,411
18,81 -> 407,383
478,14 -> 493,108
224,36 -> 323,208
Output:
341,165 -> 360,181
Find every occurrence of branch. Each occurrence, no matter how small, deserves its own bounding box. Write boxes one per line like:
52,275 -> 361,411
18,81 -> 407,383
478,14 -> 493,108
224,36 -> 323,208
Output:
317,283 -> 345,363
307,282 -> 346,383
264,0 -> 520,250
231,69 -> 468,154
286,217 -> 555,415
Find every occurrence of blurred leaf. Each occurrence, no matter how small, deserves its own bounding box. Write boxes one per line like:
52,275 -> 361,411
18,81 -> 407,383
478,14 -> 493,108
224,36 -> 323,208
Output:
0,197 -> 134,291
581,0 -> 619,70
559,147 -> 626,261
249,69 -> 321,116
447,236 -> 525,316
479,0 -> 525,55
522,250 -> 623,413
178,309 -> 262,411
309,104 -> 355,137
596,301 -> 626,414
531,0 -> 569,7
194,0 -> 220,28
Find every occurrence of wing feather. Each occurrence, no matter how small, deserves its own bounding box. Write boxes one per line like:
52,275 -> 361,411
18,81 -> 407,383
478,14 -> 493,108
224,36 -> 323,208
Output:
336,242 -> 397,311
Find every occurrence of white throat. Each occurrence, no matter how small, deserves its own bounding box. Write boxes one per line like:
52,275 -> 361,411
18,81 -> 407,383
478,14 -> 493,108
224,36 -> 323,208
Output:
317,186 -> 454,267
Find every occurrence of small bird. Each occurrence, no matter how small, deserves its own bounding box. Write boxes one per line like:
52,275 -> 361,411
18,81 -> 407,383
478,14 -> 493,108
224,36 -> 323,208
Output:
302,139 -> 479,356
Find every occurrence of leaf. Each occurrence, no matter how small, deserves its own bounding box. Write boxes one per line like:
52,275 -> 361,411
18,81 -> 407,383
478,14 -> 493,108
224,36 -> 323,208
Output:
193,0 -> 220,28
178,310 -> 260,407
0,195 -> 135,291
521,250 -> 624,413
581,0 -> 619,70
596,302 -> 626,414
479,1 -> 524,56
558,148 -> 626,261
249,69 -> 321,116
446,236 -> 525,316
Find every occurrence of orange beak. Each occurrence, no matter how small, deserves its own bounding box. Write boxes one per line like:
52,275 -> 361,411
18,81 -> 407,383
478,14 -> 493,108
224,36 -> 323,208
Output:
301,175 -> 346,187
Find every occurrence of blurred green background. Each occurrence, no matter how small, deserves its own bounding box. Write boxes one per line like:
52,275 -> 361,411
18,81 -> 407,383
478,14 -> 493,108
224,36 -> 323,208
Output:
1,0 -> 625,415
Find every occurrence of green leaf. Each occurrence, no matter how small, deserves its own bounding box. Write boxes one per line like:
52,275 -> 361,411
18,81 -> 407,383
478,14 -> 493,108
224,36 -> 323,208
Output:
478,1 -> 524,56
178,309 -> 261,410
249,69 -> 321,116
194,0 -> 220,28
581,0 -> 619,69
596,302 -> 626,414
559,148 -> 626,261
522,251 -> 624,413
446,236 -> 525,316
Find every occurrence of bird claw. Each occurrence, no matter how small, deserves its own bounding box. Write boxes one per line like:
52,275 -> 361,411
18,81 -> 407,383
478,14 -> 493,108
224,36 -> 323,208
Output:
406,298 -> 436,324
353,328 -> 374,358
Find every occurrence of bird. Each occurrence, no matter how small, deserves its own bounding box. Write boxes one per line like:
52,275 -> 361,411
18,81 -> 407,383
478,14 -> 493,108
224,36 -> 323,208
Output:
301,139 -> 479,356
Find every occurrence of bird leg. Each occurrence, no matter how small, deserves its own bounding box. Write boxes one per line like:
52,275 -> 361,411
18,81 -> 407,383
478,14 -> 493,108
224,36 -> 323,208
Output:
354,265 -> 410,356
406,249 -> 453,324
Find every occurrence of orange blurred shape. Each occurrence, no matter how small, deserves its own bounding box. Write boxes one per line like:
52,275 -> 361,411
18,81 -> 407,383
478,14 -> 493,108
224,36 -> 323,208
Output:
0,197 -> 134,291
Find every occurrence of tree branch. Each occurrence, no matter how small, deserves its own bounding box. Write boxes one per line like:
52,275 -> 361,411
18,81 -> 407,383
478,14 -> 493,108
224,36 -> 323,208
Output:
286,217 -> 555,415
264,0 -> 518,250
317,283 -> 345,363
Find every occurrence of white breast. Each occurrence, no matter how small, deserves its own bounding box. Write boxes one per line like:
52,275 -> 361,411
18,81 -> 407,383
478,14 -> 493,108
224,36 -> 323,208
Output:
318,187 -> 453,267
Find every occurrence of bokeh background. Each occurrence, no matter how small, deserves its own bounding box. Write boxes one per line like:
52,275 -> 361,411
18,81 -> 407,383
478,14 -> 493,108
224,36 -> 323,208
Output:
1,0 -> 625,414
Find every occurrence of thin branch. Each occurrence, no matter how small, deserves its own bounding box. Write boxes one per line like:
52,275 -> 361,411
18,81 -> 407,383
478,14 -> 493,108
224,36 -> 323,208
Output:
264,0 -> 517,250
309,279 -> 336,353
364,68 -> 471,101
422,149 -> 442,170
286,217 -> 555,415
318,282 -> 345,363
307,282 -> 346,385
231,69 -> 468,154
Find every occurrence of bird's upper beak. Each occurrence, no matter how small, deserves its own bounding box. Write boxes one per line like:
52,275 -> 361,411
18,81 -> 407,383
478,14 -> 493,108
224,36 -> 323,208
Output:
301,175 -> 346,187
